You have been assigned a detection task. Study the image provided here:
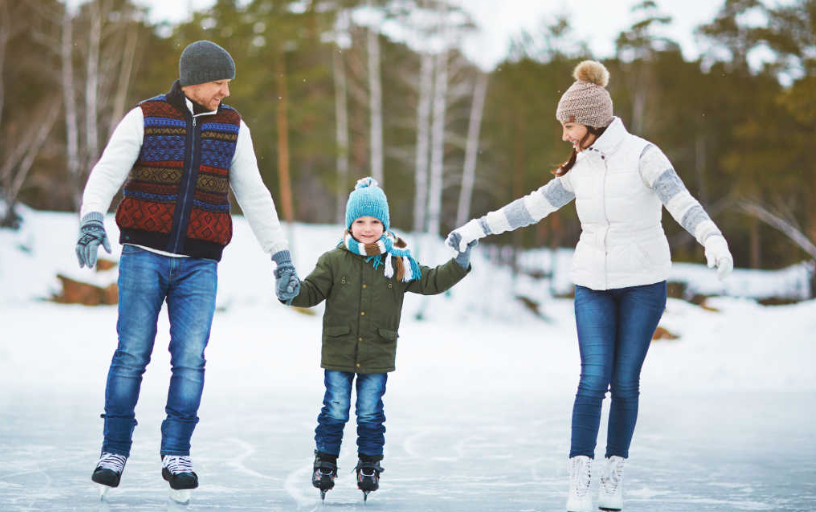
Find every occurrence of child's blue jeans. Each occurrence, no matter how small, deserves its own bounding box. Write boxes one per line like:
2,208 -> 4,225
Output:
314,370 -> 387,458
570,281 -> 667,459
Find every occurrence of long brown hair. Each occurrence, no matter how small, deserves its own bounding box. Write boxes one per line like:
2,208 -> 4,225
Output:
552,125 -> 607,177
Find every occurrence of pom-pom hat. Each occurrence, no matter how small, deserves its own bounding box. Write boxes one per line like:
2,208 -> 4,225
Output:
345,177 -> 390,231
556,60 -> 613,128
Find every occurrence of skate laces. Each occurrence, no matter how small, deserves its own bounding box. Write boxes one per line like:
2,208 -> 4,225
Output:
601,456 -> 625,494
569,456 -> 591,497
163,455 -> 194,475
97,453 -> 127,473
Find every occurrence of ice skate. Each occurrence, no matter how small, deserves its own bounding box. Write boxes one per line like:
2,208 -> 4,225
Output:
566,455 -> 592,512
91,452 -> 127,499
312,451 -> 338,502
598,456 -> 626,511
161,455 -> 198,504
354,457 -> 384,503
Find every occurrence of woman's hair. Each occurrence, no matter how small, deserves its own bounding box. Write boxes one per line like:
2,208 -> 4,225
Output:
552,125 -> 607,177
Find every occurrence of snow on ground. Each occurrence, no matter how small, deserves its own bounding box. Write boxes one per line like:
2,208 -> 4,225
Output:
1,209 -> 815,511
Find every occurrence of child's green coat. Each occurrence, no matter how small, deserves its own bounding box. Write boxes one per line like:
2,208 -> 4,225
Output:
291,246 -> 469,373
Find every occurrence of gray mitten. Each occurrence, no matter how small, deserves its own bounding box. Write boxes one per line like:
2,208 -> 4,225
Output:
76,212 -> 112,268
272,250 -> 301,304
449,232 -> 478,269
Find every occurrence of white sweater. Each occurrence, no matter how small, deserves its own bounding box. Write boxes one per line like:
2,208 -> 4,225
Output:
80,97 -> 289,257
477,117 -> 722,290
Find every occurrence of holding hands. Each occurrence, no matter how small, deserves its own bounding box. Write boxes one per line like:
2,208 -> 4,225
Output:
704,235 -> 733,280
447,232 -> 478,270
76,212 -> 112,269
272,250 -> 301,303
445,219 -> 486,253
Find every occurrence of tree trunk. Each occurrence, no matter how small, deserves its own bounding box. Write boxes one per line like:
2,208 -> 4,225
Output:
333,45 -> 349,224
0,0 -> 9,135
366,3 -> 383,184
426,49 -> 448,237
2,98 -> 62,225
456,72 -> 487,227
109,19 -> 139,138
750,216 -> 761,269
85,0 -> 102,170
275,51 -> 294,224
61,7 -> 81,209
413,51 -> 433,233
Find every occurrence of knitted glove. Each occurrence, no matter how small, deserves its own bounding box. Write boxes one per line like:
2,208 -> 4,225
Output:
448,232 -> 478,269
704,235 -> 733,280
272,250 -> 300,304
76,212 -> 112,269
445,219 -> 487,252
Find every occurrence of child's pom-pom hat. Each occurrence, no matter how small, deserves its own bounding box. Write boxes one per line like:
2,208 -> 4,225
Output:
555,60 -> 613,128
345,177 -> 390,232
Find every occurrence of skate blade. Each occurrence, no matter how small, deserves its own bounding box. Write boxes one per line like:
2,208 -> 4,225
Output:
362,490 -> 370,503
97,484 -> 111,500
168,488 -> 191,505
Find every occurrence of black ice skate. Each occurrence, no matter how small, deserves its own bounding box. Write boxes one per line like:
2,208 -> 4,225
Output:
161,455 -> 198,504
354,457 -> 384,502
312,451 -> 338,501
92,452 -> 127,499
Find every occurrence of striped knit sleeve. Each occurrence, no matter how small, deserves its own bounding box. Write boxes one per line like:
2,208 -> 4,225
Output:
639,144 -> 722,245
478,177 -> 575,236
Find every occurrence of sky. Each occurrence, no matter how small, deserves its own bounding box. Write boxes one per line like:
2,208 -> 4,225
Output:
118,0 -> 733,70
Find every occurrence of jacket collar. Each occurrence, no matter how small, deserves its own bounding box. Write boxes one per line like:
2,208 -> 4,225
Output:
165,80 -> 220,119
585,116 -> 628,156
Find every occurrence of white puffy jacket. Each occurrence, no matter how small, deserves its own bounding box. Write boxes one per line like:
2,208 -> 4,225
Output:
472,117 -> 722,290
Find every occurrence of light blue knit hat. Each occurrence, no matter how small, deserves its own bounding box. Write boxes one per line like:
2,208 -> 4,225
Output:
345,177 -> 390,231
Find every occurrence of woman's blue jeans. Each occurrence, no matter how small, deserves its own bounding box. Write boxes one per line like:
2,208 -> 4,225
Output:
102,245 -> 217,457
315,370 -> 388,458
570,281 -> 667,459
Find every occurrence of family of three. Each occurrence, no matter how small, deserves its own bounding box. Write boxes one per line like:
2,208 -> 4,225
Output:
76,40 -> 732,511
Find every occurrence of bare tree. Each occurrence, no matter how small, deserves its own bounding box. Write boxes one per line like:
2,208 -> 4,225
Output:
739,200 -> 816,260
366,0 -> 384,184
455,71 -> 487,226
413,51 -> 433,233
333,45 -> 350,223
61,6 -> 81,208
425,47 -> 448,237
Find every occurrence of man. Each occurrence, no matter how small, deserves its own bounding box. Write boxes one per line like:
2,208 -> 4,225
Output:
76,40 -> 300,499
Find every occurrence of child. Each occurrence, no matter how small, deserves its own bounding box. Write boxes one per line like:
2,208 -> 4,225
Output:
286,177 -> 474,501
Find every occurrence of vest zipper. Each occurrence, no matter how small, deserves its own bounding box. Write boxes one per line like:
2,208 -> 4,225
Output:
601,154 -> 609,290
173,115 -> 198,254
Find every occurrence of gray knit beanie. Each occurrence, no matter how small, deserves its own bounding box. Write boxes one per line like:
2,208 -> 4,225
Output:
179,40 -> 235,86
556,60 -> 613,128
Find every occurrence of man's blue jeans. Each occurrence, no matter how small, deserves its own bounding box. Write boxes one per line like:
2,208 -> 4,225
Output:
314,370 -> 387,458
570,281 -> 667,459
102,245 -> 217,457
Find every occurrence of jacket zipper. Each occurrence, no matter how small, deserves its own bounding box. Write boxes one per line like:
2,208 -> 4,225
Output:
600,153 -> 610,290
173,115 -> 198,253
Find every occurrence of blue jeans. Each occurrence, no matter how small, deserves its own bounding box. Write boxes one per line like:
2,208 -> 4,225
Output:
570,281 -> 667,459
102,245 -> 217,457
314,370 -> 388,458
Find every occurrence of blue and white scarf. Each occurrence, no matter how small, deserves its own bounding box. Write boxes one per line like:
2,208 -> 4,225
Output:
342,230 -> 422,282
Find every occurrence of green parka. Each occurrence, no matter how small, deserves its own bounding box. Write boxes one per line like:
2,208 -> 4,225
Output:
291,246 -> 469,373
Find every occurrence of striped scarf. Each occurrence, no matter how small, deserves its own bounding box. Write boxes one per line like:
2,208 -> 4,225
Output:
343,230 -> 422,282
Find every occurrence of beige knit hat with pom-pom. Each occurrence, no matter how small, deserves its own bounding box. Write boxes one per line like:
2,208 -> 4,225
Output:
556,60 -> 613,128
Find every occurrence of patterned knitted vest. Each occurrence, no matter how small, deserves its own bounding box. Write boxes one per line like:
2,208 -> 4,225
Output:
115,81 -> 240,261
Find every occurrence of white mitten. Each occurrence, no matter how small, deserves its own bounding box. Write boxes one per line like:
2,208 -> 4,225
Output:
704,235 -> 733,280
445,219 -> 487,252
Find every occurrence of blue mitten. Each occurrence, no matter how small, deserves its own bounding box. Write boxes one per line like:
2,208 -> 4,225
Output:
449,232 -> 478,269
76,212 -> 112,268
272,250 -> 301,304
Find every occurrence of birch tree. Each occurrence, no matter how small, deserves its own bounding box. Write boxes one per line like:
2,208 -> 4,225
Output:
412,51 -> 433,232
366,0 -> 384,184
425,46 -> 448,237
455,71 -> 487,226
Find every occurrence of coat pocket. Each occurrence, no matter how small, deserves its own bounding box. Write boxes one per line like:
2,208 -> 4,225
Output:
376,328 -> 398,341
325,325 -> 351,337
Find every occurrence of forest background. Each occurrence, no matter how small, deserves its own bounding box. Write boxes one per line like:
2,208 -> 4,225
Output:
2,0 -> 816,290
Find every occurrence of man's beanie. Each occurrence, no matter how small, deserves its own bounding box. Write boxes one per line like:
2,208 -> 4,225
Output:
556,60 -> 613,128
179,40 -> 235,86
345,177 -> 390,232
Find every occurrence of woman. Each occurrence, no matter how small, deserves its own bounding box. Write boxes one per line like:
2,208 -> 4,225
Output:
446,60 -> 733,512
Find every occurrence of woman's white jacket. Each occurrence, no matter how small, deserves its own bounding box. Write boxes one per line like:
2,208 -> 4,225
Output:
476,117 -> 722,290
